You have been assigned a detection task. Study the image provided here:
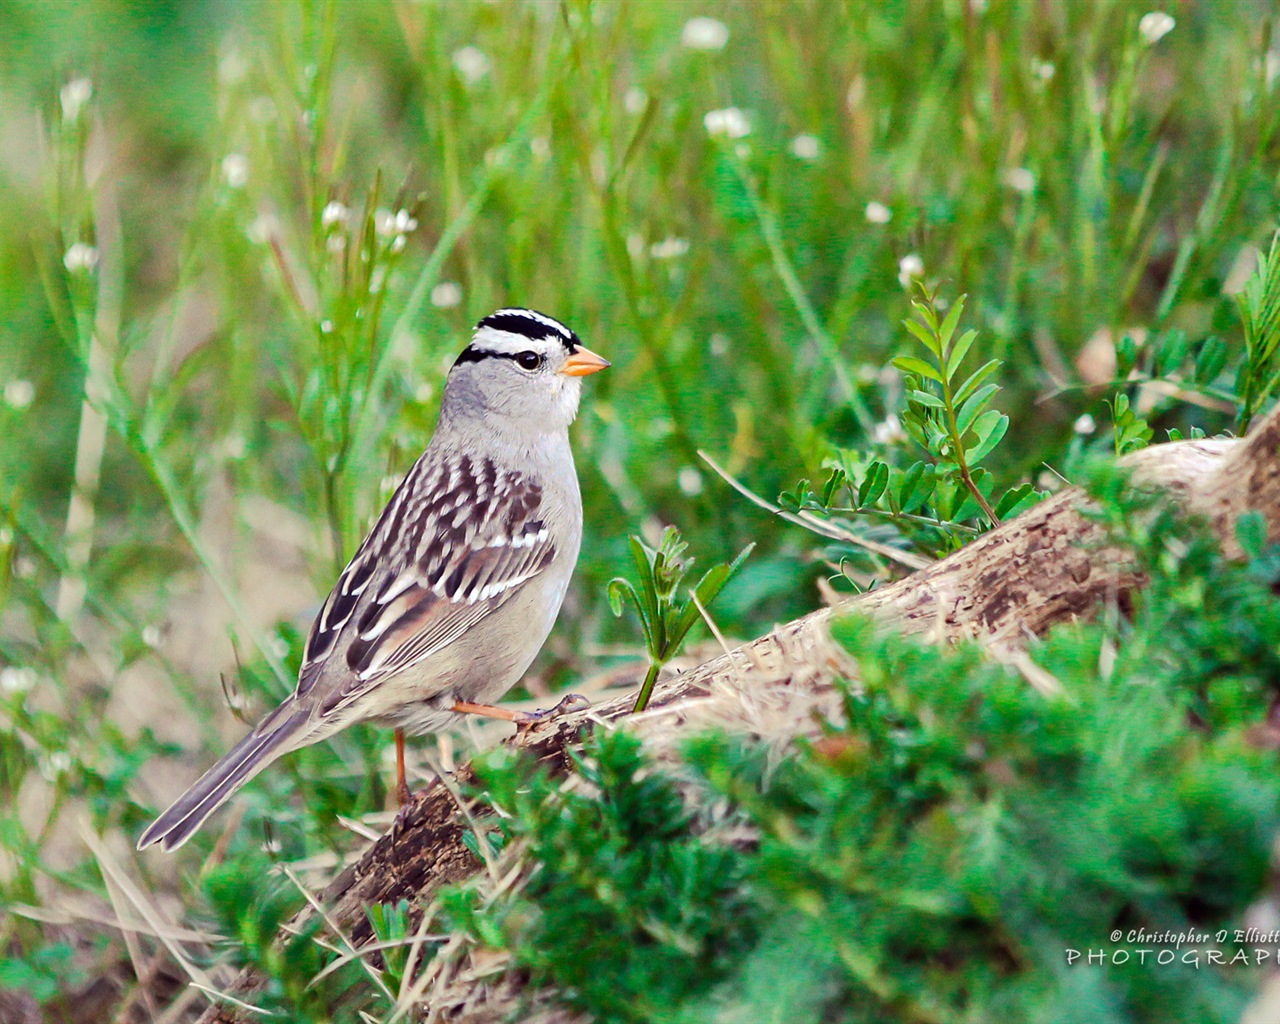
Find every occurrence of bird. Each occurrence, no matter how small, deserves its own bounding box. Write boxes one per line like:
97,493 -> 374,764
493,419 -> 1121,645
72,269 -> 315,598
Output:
138,308 -> 609,851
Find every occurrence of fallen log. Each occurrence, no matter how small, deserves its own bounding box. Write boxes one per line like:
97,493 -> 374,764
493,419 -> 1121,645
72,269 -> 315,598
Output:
195,404 -> 1280,1023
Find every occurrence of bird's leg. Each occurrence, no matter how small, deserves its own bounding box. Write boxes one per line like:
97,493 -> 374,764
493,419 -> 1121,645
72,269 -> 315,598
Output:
394,727 -> 411,807
451,692 -> 591,731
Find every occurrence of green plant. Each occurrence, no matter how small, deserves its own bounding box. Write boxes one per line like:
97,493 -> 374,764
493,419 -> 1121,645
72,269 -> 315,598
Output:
607,527 -> 752,713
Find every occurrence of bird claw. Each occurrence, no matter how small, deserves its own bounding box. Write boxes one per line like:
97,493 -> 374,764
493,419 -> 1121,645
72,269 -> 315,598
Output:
513,692 -> 590,732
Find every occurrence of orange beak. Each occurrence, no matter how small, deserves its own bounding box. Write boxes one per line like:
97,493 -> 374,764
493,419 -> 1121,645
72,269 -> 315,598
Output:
559,345 -> 610,377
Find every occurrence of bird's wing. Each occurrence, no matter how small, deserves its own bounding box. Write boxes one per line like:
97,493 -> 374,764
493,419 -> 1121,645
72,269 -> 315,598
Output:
296,450 -> 557,713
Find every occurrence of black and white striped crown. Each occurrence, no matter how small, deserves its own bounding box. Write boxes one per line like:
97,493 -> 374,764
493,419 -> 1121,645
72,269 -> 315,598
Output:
475,308 -> 580,352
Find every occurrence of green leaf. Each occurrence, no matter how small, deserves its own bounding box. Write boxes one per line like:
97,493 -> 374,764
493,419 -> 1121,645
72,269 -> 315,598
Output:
937,295 -> 967,353
1236,510 -> 1268,559
955,383 -> 999,436
897,461 -> 935,514
892,355 -> 944,382
820,468 -> 846,506
1194,336 -> 1228,384
995,482 -> 1039,519
1155,329 -> 1189,377
907,388 -> 946,410
965,410 -> 1009,464
670,544 -> 755,651
857,461 -> 889,507
952,359 -> 1002,407
945,328 -> 979,380
903,316 -> 942,356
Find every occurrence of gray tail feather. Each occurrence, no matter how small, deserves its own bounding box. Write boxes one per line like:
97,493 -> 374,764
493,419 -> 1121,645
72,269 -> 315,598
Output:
137,704 -> 311,852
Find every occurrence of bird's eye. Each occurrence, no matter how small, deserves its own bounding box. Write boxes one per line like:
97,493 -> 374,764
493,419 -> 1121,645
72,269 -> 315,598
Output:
515,351 -> 543,370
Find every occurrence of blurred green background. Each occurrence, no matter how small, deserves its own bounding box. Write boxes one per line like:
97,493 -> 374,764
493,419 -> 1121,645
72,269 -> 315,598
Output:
0,0 -> 1277,1018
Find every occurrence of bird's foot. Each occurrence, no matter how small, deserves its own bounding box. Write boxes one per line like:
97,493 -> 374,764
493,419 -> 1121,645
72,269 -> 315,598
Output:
512,692 -> 591,732
451,693 -> 590,733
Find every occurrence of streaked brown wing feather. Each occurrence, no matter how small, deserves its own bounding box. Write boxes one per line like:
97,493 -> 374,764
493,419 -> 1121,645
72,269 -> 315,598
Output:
296,451 -> 555,709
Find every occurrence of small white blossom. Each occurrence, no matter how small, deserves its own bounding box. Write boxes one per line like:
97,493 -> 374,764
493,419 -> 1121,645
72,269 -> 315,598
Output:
63,242 -> 98,273
624,87 -> 647,114
374,208 -> 396,237
898,253 -> 924,289
4,380 -> 34,410
1138,11 -> 1175,45
321,201 -> 349,230
453,46 -> 491,85
864,201 -> 892,224
0,666 -> 36,695
1003,167 -> 1036,194
677,466 -> 704,496
788,133 -> 822,161
60,78 -> 92,122
649,237 -> 690,260
709,333 -> 730,356
704,107 -> 751,139
320,319 -> 334,334
390,234 -> 407,254
415,380 -> 435,404
220,434 -> 247,460
268,632 -> 289,660
221,153 -> 249,188
431,282 -> 463,308
1074,413 -> 1097,435
681,16 -> 729,51
39,750 -> 72,781
872,414 -> 906,445
1031,58 -> 1056,82
247,213 -> 278,245
326,234 -> 345,254
393,209 -> 418,234
141,624 -> 164,648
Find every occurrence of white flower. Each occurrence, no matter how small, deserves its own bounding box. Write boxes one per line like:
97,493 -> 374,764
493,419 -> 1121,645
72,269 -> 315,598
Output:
1003,167 -> 1036,194
1138,11 -> 1175,45
390,234 -> 407,254
677,467 -> 704,496
393,209 -> 417,234
374,208 -> 396,237
864,201 -> 892,224
221,153 -> 249,188
704,107 -> 751,139
1031,58 -> 1056,82
1074,413 -> 1097,435
649,237 -> 690,260
63,242 -> 98,273
872,414 -> 906,445
321,201 -> 349,230
320,319 -> 334,334
40,750 -> 72,781
247,213 -> 278,245
4,380 -> 34,410
624,87 -> 647,114
415,380 -> 435,404
60,78 -> 92,122
788,134 -> 822,161
898,253 -> 924,289
453,46 -> 491,85
141,624 -> 164,648
709,333 -> 730,356
0,666 -> 36,695
681,17 -> 729,51
431,282 -> 463,308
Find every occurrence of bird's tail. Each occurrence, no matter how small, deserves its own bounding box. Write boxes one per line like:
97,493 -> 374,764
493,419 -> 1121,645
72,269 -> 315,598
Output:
137,702 -> 311,852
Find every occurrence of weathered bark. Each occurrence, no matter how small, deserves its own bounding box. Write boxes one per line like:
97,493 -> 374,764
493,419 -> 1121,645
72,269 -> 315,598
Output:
194,406 -> 1280,1023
